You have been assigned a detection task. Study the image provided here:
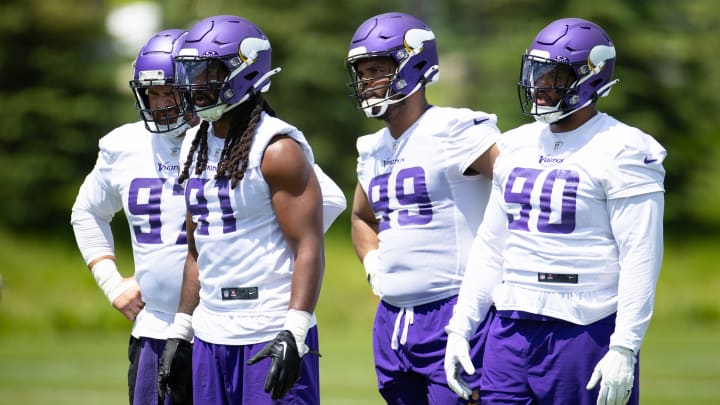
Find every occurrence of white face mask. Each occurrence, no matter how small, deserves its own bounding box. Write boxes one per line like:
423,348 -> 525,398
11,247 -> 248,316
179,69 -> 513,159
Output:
196,104 -> 227,122
532,104 -> 565,124
148,121 -> 191,139
361,97 -> 390,118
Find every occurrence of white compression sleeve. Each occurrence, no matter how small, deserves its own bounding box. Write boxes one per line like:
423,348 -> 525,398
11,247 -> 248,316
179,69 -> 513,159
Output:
608,192 -> 664,352
71,209 -> 115,264
446,186 -> 507,340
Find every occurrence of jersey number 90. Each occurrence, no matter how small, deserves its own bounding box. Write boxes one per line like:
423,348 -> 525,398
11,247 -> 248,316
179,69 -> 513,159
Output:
505,167 -> 579,234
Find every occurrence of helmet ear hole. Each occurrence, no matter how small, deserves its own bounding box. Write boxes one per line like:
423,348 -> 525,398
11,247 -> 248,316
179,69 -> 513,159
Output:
413,60 -> 427,71
244,71 -> 259,81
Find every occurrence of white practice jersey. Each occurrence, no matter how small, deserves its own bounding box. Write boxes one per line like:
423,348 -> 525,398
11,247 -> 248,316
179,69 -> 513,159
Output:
181,113 -> 317,345
491,112 -> 666,326
357,106 -> 499,307
71,121 -> 188,339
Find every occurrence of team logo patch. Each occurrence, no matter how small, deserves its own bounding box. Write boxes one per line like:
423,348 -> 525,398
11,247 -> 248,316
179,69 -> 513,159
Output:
538,155 -> 565,166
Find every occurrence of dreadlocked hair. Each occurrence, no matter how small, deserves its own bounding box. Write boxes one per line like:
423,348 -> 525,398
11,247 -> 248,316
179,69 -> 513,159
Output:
177,93 -> 277,188
218,93 -> 278,188
178,120 -> 210,185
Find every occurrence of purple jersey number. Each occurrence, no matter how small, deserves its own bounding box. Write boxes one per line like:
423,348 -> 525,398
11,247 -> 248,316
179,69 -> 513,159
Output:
185,177 -> 236,235
128,178 -> 187,244
368,166 -> 433,232
504,167 -> 578,234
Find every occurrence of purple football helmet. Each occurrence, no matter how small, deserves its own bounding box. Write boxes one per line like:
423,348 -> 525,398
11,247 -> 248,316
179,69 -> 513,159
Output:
130,29 -> 191,138
518,18 -> 619,124
174,15 -> 280,122
345,12 -> 439,117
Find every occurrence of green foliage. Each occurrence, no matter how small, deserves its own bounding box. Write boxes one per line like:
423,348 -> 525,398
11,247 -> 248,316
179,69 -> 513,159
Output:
1,0 -> 718,233
0,0 -> 137,232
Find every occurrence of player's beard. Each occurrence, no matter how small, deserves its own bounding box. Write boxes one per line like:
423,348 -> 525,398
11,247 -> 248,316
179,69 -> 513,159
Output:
379,97 -> 407,122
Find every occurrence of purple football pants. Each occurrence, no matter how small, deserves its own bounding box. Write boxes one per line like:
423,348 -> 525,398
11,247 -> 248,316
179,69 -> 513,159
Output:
128,336 -> 176,405
191,326 -> 320,405
480,311 -> 640,405
373,296 -> 493,405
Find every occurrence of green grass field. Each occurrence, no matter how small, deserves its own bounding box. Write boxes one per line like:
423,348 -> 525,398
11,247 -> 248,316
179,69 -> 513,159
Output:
0,226 -> 718,404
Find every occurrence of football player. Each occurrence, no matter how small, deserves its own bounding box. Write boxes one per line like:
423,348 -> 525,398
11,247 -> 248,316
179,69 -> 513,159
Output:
71,29 -> 197,405
445,18 -> 666,405
346,12 -> 500,404
157,15 -> 343,404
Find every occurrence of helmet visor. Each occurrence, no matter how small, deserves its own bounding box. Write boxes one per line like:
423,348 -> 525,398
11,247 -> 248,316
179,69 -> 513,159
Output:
518,55 -> 577,116
175,58 -> 229,110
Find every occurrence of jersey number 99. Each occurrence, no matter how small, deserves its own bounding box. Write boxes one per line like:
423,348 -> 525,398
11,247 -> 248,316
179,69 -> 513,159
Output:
368,166 -> 433,232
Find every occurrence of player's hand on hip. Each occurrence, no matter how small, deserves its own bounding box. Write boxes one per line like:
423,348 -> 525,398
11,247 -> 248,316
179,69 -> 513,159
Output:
444,332 -> 475,400
247,330 -> 302,400
111,279 -> 143,321
586,345 -> 636,405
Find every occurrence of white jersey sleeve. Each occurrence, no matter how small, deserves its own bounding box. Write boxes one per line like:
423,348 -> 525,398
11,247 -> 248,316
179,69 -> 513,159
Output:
71,130 -> 126,264
444,109 -> 499,174
606,128 -> 666,199
313,164 -> 346,232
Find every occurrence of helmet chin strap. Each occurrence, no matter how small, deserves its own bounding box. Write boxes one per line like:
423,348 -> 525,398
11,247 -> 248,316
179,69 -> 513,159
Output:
147,118 -> 191,139
532,101 -> 586,124
361,98 -> 390,118
360,77 -> 428,118
152,121 -> 191,139
533,79 -> 619,124
197,67 -> 282,122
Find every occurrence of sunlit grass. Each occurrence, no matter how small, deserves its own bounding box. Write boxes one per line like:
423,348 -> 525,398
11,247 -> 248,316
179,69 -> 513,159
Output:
0,228 -> 718,404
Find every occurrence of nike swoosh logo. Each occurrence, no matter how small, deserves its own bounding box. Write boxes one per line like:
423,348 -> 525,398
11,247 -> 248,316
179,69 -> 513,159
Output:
643,157 -> 658,164
279,341 -> 287,359
473,118 -> 488,125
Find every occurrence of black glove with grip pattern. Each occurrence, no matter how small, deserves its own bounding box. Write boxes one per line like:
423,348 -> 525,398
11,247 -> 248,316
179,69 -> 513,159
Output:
247,330 -> 302,400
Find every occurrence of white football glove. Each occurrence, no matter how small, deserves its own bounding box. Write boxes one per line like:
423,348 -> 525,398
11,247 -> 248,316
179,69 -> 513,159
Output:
362,249 -> 382,297
586,346 -> 636,405
444,332 -> 475,400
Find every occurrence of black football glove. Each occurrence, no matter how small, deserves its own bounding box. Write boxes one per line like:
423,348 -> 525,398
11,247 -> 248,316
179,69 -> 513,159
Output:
247,330 -> 302,400
157,338 -> 193,405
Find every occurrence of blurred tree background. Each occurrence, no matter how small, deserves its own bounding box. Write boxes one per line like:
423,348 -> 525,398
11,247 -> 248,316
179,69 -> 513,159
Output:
1,0 -> 719,235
